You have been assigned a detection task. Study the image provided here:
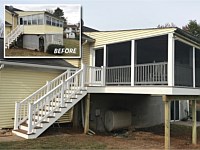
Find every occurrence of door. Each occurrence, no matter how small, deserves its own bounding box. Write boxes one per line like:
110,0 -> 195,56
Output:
171,100 -> 180,121
91,49 -> 104,85
39,37 -> 44,52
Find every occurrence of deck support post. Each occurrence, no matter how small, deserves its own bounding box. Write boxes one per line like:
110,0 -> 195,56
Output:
192,100 -> 197,145
163,95 -> 170,150
84,94 -> 90,134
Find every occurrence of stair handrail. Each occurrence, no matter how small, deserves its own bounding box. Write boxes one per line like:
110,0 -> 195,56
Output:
14,67 -> 78,130
6,25 -> 24,48
27,68 -> 85,134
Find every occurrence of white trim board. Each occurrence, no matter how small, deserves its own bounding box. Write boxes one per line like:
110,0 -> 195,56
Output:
87,86 -> 200,96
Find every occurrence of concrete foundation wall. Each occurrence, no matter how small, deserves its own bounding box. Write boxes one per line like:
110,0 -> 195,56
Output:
89,94 -> 188,132
23,35 -> 39,50
23,34 -> 63,52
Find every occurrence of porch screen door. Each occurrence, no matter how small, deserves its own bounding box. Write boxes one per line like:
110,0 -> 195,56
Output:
93,49 -> 104,84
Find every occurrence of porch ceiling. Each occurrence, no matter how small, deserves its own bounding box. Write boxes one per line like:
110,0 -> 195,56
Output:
84,28 -> 176,47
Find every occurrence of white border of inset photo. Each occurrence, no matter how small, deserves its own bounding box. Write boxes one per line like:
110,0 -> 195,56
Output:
4,4 -> 81,58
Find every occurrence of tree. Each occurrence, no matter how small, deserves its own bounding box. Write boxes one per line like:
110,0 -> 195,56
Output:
53,7 -> 64,18
46,9 -> 54,14
157,23 -> 177,28
182,20 -> 200,38
53,7 -> 67,25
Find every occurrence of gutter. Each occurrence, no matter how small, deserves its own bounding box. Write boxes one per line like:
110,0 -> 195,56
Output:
0,60 -> 76,70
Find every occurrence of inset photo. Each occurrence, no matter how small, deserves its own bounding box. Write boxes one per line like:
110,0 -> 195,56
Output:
4,4 -> 81,58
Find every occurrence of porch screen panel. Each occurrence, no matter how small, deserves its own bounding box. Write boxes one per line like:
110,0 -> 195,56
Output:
195,48 -> 200,87
95,49 -> 104,67
107,41 -> 131,67
136,35 -> 168,64
175,40 -> 193,87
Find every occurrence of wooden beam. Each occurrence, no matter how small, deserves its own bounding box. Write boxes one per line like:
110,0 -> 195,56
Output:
164,96 -> 171,150
192,100 -> 197,145
84,94 -> 90,134
163,95 -> 200,101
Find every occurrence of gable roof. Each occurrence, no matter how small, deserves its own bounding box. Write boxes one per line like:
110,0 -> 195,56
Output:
84,27 -> 200,48
5,5 -> 22,15
82,26 -> 99,32
0,38 -> 75,69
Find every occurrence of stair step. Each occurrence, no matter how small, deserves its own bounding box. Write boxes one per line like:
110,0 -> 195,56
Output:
13,129 -> 35,135
21,123 -> 43,129
41,121 -> 49,123
53,111 -> 61,113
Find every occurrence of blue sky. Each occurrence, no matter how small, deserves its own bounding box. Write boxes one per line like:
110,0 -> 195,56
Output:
0,0 -> 199,31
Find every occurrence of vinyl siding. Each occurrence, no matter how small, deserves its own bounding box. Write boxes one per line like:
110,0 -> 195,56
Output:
0,65 -> 72,128
23,25 -> 63,34
65,43 -> 91,67
5,26 -> 12,37
5,10 -> 18,35
82,43 -> 91,66
84,28 -> 176,47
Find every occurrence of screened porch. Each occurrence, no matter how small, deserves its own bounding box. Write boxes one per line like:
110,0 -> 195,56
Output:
87,33 -> 200,88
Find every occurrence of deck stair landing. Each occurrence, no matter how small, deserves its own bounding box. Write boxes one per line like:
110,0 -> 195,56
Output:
12,67 -> 87,139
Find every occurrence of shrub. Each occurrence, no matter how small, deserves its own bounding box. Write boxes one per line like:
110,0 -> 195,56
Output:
47,44 -> 65,55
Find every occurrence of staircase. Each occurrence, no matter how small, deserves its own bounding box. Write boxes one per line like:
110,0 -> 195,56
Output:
5,25 -> 24,49
12,66 -> 88,139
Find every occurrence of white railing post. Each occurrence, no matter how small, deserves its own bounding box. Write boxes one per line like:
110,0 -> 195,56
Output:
14,102 -> 19,130
27,103 -> 33,134
101,66 -> 106,86
81,64 -> 86,88
60,78 -> 65,107
46,81 -> 50,102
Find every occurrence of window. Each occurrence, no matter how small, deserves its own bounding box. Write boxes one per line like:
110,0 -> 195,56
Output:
28,16 -> 32,25
38,14 -> 43,25
59,21 -> 63,27
56,20 -> 59,27
20,18 -> 23,25
32,15 -> 37,25
23,16 -> 28,25
52,18 -> 56,26
46,16 -> 51,25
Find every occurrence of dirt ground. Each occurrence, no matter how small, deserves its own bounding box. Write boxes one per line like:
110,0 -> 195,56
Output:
1,124 -> 200,149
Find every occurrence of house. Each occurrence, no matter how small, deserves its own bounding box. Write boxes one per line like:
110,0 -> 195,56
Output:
5,5 -> 64,52
2,26 -> 200,149
64,24 -> 79,39
0,38 -> 76,128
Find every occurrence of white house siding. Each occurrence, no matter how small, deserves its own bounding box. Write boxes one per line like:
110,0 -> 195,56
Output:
45,34 -> 63,52
0,65 -> 71,128
23,35 -> 40,50
89,94 -> 188,132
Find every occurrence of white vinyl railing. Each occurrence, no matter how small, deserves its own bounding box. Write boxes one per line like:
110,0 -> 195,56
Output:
6,25 -> 24,49
14,67 -> 78,130
106,65 -> 131,85
85,66 -> 104,86
27,68 -> 84,134
135,62 -> 168,85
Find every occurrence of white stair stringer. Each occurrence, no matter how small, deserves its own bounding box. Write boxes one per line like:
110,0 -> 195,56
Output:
12,67 -> 87,139
12,90 -> 87,139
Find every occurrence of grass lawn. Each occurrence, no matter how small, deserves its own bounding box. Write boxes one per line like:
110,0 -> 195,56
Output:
63,38 -> 80,57
5,48 -> 54,57
1,124 -> 200,149
5,39 -> 80,57
0,134 -> 106,149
